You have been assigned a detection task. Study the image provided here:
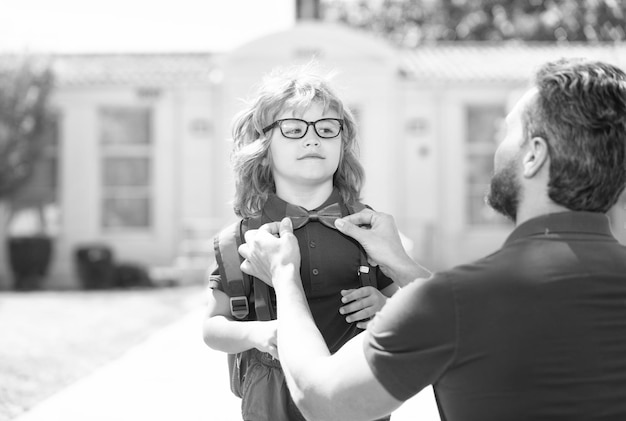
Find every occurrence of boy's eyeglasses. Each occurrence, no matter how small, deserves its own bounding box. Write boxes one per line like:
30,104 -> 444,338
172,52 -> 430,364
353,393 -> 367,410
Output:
262,118 -> 344,139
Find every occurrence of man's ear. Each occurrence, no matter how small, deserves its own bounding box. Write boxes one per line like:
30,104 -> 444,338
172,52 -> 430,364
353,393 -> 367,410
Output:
522,136 -> 549,178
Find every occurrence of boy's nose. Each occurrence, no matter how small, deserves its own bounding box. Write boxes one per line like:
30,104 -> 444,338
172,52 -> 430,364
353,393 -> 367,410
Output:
303,128 -> 321,146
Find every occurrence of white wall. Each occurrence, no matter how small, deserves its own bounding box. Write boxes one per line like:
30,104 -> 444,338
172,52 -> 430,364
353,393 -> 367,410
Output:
398,83 -> 440,268
177,87 -> 218,223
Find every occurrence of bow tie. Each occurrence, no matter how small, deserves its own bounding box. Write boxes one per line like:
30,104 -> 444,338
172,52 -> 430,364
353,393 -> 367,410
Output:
285,202 -> 343,230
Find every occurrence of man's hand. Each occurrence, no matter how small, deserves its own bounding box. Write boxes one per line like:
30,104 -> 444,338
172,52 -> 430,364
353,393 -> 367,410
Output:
239,217 -> 301,287
335,209 -> 430,286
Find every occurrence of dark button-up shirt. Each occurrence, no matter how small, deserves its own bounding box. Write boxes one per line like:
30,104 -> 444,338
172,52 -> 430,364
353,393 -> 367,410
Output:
212,189 -> 393,353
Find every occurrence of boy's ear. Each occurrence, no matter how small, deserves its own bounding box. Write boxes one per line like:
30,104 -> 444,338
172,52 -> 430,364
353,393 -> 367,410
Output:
261,151 -> 273,168
522,136 -> 549,178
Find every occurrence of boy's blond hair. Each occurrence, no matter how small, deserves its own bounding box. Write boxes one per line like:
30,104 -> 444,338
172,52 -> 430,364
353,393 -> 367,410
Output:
230,63 -> 364,218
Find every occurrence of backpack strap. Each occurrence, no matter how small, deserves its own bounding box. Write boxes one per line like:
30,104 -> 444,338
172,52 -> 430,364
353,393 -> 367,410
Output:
214,221 -> 250,320
244,218 -> 276,321
213,217 -> 276,322
347,202 -> 378,289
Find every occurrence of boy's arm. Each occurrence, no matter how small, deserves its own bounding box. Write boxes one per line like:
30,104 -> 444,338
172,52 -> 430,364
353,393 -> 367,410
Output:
203,287 -> 278,358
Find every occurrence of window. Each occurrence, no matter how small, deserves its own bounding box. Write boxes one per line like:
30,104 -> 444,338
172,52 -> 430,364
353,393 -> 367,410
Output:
465,105 -> 510,226
100,107 -> 152,229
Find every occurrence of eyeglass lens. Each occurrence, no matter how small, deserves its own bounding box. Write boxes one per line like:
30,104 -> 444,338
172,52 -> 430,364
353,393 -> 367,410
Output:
279,119 -> 341,139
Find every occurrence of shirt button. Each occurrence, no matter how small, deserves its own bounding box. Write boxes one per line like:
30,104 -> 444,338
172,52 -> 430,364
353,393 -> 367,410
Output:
309,241 -> 316,248
312,269 -> 319,275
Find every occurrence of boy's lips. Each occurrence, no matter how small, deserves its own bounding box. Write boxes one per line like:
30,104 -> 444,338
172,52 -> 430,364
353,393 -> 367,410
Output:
298,153 -> 325,160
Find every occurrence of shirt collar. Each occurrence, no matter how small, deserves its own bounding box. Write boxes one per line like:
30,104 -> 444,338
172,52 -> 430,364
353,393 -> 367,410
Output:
263,188 -> 343,222
504,211 -> 614,246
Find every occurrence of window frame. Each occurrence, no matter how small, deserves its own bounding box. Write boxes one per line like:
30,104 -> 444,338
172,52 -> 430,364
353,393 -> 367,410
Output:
99,106 -> 153,231
464,103 -> 512,228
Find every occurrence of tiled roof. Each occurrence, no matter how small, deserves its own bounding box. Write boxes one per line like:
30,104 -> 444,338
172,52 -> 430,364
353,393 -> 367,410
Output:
400,42 -> 626,83
49,53 -> 220,87
3,43 -> 625,86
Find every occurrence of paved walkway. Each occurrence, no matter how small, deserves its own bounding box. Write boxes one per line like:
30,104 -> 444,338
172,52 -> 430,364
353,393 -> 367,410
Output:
15,303 -> 440,421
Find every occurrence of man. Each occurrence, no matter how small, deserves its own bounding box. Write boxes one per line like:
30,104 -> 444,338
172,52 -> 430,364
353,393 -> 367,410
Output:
238,58 -> 626,421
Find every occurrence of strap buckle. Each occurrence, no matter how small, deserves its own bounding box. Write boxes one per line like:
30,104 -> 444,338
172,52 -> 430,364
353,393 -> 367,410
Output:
230,296 -> 249,319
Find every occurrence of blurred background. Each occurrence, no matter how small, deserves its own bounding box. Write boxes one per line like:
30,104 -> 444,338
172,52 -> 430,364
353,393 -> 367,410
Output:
1,1 -> 626,420
1,0 -> 626,290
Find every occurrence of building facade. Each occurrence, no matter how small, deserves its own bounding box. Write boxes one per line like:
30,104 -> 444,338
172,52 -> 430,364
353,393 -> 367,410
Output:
6,22 -> 626,288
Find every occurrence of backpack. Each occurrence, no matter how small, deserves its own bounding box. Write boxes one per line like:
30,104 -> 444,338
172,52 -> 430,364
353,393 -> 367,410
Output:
213,202 -> 378,398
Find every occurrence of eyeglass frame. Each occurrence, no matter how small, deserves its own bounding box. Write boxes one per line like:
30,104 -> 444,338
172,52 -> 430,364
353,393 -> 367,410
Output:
262,118 -> 344,139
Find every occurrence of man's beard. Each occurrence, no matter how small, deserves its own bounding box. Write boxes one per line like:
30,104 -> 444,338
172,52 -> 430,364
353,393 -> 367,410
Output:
487,160 -> 521,222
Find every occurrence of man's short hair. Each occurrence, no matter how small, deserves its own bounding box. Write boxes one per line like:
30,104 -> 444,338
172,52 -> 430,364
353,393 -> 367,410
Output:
523,58 -> 626,213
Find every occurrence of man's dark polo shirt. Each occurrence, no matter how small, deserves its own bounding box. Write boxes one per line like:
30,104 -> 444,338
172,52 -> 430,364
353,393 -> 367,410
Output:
365,211 -> 626,420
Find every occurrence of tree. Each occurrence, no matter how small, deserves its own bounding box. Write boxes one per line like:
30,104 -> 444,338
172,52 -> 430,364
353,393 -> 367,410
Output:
320,0 -> 626,47
0,56 -> 54,288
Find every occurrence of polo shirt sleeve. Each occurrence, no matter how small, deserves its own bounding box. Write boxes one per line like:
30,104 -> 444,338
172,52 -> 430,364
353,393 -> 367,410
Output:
363,273 -> 457,401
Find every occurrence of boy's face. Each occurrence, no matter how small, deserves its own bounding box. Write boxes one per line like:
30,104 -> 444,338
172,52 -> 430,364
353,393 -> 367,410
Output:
268,101 -> 342,193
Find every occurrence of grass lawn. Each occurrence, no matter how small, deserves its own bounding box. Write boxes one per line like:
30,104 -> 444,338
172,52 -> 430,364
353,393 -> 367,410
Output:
0,284 -> 205,421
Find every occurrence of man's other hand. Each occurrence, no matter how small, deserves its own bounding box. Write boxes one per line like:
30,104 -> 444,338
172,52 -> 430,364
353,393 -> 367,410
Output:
239,217 -> 301,287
